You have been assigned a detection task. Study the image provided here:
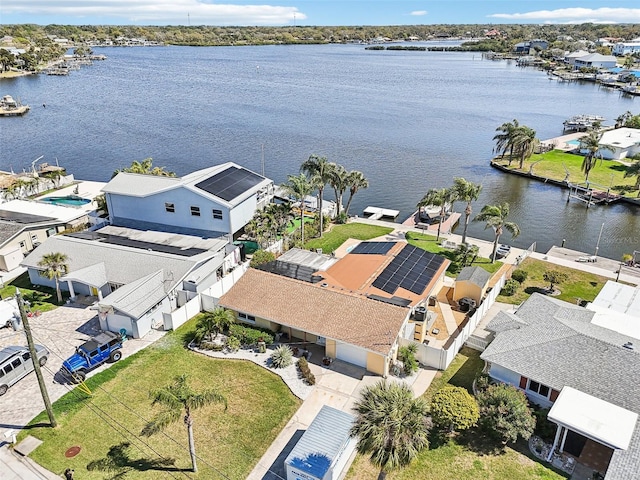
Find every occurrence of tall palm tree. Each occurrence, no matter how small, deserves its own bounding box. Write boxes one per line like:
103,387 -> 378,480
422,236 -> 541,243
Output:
350,380 -> 430,478
493,119 -> 520,163
453,178 -> 482,245
417,187 -> 457,241
37,252 -> 69,303
141,375 -> 227,473
194,307 -> 235,343
344,170 -> 369,217
511,125 -> 539,169
579,131 -> 602,182
329,163 -> 348,217
624,156 -> 640,197
281,173 -> 314,246
112,157 -> 176,178
301,154 -> 334,236
615,111 -> 632,129
474,203 -> 520,263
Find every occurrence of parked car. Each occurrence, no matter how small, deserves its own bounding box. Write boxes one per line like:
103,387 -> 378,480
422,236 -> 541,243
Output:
60,331 -> 124,383
0,345 -> 49,396
495,244 -> 511,258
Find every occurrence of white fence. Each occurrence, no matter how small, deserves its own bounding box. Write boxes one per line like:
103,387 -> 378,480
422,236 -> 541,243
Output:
200,262 -> 249,311
163,294 -> 202,332
401,272 -> 506,371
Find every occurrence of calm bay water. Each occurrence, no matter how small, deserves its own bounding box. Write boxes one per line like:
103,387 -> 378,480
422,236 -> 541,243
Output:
1,43 -> 638,258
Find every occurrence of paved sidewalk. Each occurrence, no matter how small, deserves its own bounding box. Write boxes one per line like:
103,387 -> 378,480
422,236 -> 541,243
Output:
0,443 -> 60,479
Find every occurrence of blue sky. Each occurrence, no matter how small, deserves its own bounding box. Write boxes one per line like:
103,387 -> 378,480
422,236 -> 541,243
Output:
2,1 -> 640,26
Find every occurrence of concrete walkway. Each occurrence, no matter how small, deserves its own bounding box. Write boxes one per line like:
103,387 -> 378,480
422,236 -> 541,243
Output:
0,443 -> 59,480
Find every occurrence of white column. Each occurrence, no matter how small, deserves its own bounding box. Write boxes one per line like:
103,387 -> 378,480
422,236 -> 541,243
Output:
97,288 -> 103,301
560,427 -> 569,453
67,280 -> 76,299
547,425 -> 563,462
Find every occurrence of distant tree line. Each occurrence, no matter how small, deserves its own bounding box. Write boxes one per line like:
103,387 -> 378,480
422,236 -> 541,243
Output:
2,23 -> 639,49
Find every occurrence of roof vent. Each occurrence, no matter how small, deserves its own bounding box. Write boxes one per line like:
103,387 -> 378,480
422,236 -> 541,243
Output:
320,283 -> 328,288
622,342 -> 634,350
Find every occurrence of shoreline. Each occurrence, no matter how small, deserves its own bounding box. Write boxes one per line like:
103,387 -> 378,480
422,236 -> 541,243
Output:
489,160 -> 640,209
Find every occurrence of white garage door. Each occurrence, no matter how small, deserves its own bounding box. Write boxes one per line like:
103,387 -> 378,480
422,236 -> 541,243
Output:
336,342 -> 367,368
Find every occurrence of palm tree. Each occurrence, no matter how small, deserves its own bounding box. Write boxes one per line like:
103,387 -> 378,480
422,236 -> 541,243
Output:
453,178 -> 482,245
474,203 -> 520,263
350,380 -> 430,478
511,125 -> 538,169
417,187 -> 457,241
281,173 -> 314,246
194,308 -> 235,343
329,163 -> 348,217
141,375 -> 227,473
579,131 -> 602,182
615,111 -> 632,129
37,252 -> 69,303
493,119 -> 520,163
301,154 -> 334,236
624,156 -> 640,197
344,170 -> 369,217
112,157 -> 176,178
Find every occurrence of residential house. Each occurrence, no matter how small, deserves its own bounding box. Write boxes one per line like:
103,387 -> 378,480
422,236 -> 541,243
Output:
573,53 -> 618,70
598,128 -> 640,160
0,200 -> 93,271
102,163 -> 274,239
564,50 -> 591,66
21,226 -> 235,338
514,39 -> 549,54
613,39 -> 640,56
219,241 -> 450,375
481,293 -> 640,479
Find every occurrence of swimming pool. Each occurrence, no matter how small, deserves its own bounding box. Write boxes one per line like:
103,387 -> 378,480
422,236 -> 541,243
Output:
566,139 -> 581,146
40,196 -> 91,206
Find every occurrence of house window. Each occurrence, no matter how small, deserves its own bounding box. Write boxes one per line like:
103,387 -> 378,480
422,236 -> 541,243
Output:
165,202 -> 175,213
19,241 -> 26,249
31,234 -> 38,242
190,206 -> 200,217
212,209 -> 223,220
527,379 -> 551,398
46,228 -> 56,237
238,312 -> 256,324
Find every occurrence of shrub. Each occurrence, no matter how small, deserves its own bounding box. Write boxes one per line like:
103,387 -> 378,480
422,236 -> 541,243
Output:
297,357 -> 315,385
542,270 -> 569,291
511,269 -> 528,284
228,324 -> 274,346
477,383 -> 536,444
430,385 -> 479,433
225,336 -> 240,352
533,407 -> 556,442
500,278 -> 520,296
270,345 -> 293,369
250,249 -> 276,267
398,344 -> 419,375
474,373 -> 491,392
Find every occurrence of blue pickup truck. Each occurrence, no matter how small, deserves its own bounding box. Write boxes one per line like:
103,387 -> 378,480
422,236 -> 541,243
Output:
61,331 -> 124,383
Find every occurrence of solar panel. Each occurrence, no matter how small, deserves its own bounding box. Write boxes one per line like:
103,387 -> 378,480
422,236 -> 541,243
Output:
195,166 -> 264,202
350,241 -> 395,255
372,244 -> 446,295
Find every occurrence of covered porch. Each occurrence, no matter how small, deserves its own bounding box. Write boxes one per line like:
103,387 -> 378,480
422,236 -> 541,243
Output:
546,387 -> 638,477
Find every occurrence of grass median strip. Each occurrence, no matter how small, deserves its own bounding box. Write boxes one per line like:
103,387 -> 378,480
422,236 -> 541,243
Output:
22,319 -> 300,479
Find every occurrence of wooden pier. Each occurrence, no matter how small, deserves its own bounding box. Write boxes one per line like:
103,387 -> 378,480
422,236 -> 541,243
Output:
402,210 -> 461,234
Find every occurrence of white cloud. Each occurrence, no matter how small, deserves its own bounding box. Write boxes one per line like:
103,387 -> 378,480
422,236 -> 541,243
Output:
410,10 -> 428,17
1,0 -> 306,25
489,7 -> 640,24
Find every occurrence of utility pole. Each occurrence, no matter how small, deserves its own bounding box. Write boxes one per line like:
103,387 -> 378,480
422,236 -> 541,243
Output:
16,289 -> 57,427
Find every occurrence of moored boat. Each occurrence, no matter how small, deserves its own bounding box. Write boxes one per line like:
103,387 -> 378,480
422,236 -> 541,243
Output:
0,95 -> 30,116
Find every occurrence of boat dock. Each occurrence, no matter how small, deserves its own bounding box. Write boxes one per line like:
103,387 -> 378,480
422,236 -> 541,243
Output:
363,206 -> 400,221
0,95 -> 29,116
402,210 -> 461,235
567,183 -> 622,207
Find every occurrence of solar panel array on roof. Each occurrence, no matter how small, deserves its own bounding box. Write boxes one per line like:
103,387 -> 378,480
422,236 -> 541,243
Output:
98,234 -> 208,257
372,245 -> 446,295
255,261 -> 324,284
194,166 -> 264,202
350,241 -> 395,255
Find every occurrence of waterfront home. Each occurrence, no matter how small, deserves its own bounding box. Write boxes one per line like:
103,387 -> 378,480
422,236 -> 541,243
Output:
612,39 -> 640,56
481,294 -> 640,479
573,53 -> 618,70
598,128 -> 640,160
21,226 -> 236,338
102,163 -> 274,239
0,199 -> 93,271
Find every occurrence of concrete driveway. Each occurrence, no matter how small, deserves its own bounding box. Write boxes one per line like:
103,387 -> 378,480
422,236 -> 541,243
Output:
0,304 -> 164,431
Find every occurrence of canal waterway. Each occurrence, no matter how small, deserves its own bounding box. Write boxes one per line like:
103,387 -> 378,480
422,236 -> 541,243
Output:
1,43 -> 638,259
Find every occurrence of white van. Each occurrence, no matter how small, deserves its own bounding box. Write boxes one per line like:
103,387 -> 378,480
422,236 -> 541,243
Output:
0,345 -> 49,395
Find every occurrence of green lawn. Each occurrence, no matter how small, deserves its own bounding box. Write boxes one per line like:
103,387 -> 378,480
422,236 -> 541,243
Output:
304,222 -> 393,253
497,257 -> 609,305
22,319 -> 300,479
493,150 -> 639,197
405,232 -> 504,277
346,347 -> 567,480
0,272 -> 62,312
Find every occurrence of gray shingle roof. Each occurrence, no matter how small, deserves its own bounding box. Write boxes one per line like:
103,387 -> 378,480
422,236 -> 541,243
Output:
0,220 -> 24,245
481,293 -> 640,480
99,269 -> 168,318
456,266 -> 490,288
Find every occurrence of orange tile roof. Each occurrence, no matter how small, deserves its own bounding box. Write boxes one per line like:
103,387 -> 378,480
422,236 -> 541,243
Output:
219,268 -> 409,356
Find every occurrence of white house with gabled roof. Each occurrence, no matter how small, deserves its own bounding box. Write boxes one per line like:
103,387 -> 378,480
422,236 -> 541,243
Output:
102,163 -> 274,239
598,128 -> 640,160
